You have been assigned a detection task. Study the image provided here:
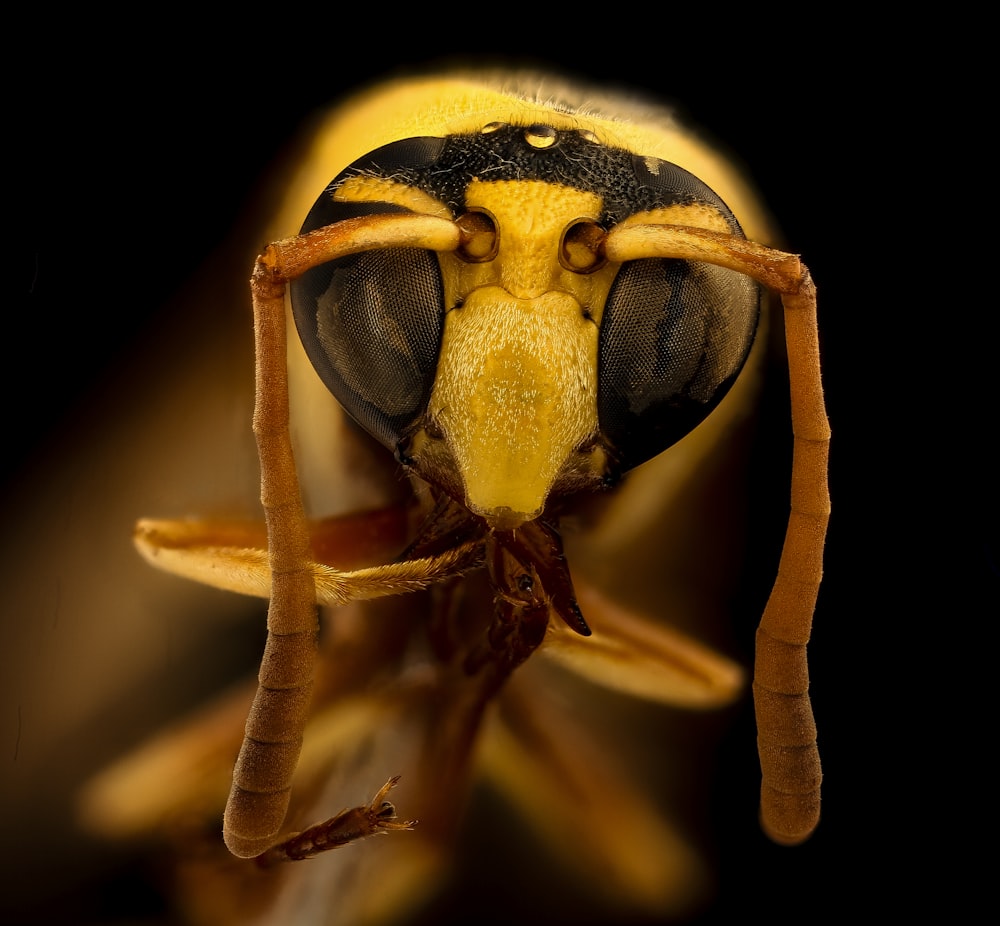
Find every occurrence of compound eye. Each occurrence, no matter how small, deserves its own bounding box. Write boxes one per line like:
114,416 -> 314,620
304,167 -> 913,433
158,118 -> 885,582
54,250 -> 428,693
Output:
455,209 -> 498,263
598,258 -> 760,470
289,137 -> 449,452
560,220 -> 606,273
590,154 -> 763,472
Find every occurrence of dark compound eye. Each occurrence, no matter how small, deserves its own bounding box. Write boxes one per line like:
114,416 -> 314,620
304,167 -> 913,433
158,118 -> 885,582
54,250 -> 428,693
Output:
290,138 -> 450,452
597,257 -> 759,470
590,154 -> 762,472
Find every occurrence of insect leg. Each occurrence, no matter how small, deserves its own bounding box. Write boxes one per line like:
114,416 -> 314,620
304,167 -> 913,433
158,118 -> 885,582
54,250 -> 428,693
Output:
255,776 -> 416,865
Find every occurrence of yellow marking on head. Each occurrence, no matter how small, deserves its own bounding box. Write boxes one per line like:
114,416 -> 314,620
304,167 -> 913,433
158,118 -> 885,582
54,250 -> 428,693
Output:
429,288 -> 598,527
439,180 -> 617,316
334,175 -> 451,219
617,203 -> 734,235
429,180 -> 620,527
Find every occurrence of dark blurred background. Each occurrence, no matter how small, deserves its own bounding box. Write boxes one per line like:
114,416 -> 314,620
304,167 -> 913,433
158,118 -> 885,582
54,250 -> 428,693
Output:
8,16 -> 969,926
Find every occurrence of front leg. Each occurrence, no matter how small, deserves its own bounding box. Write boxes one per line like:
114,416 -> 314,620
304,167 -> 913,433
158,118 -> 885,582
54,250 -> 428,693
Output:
256,777 -> 416,865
